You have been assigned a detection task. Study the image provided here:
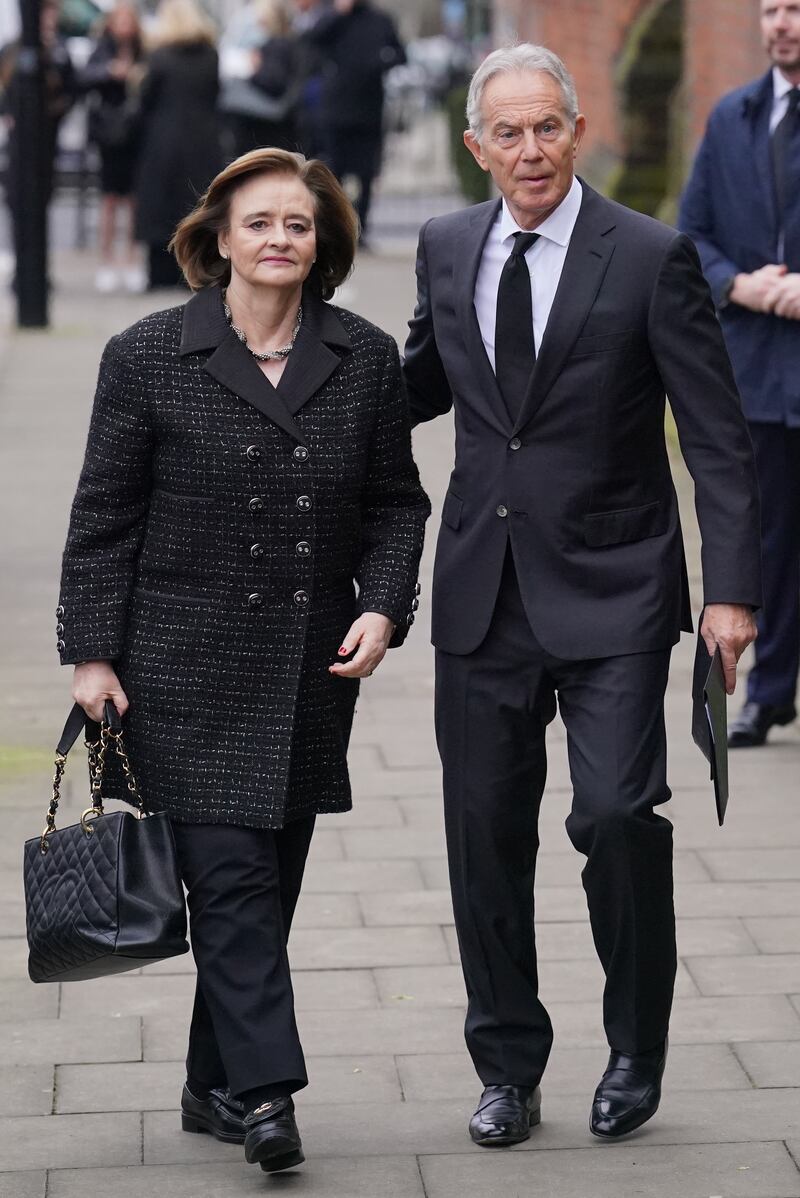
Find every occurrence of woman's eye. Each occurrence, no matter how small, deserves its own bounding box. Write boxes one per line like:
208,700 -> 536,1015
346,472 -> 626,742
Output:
288,224 -> 308,235
250,221 -> 266,231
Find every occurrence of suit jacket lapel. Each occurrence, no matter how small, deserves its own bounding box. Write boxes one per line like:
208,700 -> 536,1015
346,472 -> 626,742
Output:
180,285 -> 350,443
513,185 -> 616,434
453,198 -> 515,435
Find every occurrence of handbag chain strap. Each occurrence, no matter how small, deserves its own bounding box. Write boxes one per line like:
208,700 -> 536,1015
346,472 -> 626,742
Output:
40,720 -> 145,853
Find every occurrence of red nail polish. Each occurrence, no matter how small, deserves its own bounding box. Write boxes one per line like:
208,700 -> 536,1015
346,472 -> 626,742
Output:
339,647 -> 347,655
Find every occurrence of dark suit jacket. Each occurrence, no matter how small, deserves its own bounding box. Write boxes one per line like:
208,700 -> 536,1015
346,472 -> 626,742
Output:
57,285 -> 429,828
403,182 -> 762,659
678,70 -> 800,425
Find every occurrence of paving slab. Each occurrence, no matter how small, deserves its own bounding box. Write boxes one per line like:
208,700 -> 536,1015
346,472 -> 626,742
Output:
734,1041 -> 800,1088
0,1111 -> 141,1170
746,917 -> 800,954
0,1175 -> 46,1198
295,859 -> 425,893
288,925 -> 449,970
317,800 -> 404,829
548,995 -> 800,1046
0,1066 -> 53,1116
0,979 -> 59,1021
419,1142 -> 800,1198
0,1016 -> 141,1065
48,1156 -> 425,1197
701,847 -> 800,881
687,954 -> 800,996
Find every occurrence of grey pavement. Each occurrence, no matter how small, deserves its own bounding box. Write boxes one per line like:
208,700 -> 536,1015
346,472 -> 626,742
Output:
1,242 -> 800,1197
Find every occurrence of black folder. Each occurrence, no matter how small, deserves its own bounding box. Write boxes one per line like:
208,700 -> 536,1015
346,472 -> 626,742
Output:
692,639 -> 729,825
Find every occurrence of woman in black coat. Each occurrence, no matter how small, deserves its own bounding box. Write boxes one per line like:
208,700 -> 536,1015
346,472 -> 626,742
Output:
135,0 -> 223,288
57,147 -> 429,1172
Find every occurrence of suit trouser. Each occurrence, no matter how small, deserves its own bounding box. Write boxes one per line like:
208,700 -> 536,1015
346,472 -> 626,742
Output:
746,422 -> 800,708
434,552 -> 676,1086
171,817 -> 315,1099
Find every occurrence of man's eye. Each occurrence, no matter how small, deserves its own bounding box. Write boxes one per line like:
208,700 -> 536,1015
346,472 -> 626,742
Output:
498,130 -> 519,142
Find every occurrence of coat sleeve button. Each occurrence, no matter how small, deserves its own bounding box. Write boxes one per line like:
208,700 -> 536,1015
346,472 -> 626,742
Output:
56,639 -> 66,652
56,606 -> 64,618
56,623 -> 64,635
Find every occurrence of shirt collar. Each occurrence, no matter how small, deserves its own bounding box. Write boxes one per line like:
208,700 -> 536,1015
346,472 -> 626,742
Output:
773,65 -> 796,103
497,176 -> 583,249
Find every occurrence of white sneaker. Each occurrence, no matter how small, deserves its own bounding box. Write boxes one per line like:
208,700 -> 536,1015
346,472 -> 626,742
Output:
122,266 -> 147,294
94,267 -> 118,293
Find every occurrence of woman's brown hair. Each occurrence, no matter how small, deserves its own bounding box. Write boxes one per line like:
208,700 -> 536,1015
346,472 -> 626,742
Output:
170,148 -> 359,299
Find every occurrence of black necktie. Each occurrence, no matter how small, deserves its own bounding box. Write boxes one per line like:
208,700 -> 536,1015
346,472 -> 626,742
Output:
495,231 -> 539,424
771,86 -> 800,228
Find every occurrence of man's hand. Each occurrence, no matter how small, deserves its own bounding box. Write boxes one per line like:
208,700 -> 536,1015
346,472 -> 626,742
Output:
73,661 -> 129,722
763,271 -> 800,320
700,604 -> 758,695
730,264 -> 788,312
328,613 -> 395,679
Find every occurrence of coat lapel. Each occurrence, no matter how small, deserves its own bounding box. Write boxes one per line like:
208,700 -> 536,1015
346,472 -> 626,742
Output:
180,285 -> 350,443
743,71 -> 778,246
453,198 -> 515,435
513,185 -> 616,434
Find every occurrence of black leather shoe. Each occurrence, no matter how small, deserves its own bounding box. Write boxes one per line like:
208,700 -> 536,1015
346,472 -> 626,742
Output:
180,1084 -> 246,1143
590,1041 -> 667,1139
244,1097 -> 304,1173
469,1084 -> 542,1147
728,701 -> 796,748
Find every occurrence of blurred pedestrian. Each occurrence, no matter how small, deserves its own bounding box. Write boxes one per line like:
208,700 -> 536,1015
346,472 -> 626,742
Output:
308,0 -> 405,244
679,0 -> 800,748
290,0 -> 328,158
135,0 -> 222,289
57,146 -> 429,1175
80,2 -> 146,294
219,0 -> 299,161
0,0 -> 75,283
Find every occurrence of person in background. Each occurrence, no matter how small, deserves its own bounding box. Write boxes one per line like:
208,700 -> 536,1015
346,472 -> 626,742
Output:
219,0 -> 298,161
308,0 -> 405,246
0,0 -> 75,286
290,0 -> 328,158
80,2 -> 146,294
135,0 -> 222,289
679,0 -> 800,749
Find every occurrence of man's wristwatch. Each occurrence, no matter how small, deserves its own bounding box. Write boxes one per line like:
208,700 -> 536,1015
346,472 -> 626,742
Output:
718,276 -> 737,310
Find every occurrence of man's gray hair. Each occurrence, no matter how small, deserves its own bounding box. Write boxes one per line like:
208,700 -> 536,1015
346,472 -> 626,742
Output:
466,44 -> 579,141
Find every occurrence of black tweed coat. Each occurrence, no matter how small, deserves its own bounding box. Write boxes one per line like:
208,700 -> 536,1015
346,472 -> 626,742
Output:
57,285 -> 430,828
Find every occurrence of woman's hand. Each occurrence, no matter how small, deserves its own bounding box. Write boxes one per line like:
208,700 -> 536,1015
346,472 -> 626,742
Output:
328,613 -> 395,679
72,661 -> 130,722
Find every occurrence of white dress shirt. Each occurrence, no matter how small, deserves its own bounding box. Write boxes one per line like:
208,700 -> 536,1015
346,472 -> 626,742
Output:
473,176 -> 583,368
770,65 -> 797,134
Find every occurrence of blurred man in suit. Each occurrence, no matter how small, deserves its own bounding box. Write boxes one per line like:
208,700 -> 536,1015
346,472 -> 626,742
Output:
680,0 -> 800,748
404,44 -> 761,1146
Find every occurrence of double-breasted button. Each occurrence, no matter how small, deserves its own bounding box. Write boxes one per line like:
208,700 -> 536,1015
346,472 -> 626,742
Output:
509,437 -> 522,451
56,639 -> 65,652
55,605 -> 64,618
293,589 -> 310,607
296,541 -> 311,558
293,445 -> 309,463
249,497 -> 264,513
247,592 -> 264,608
56,623 -> 64,635
496,504 -> 508,518
250,543 -> 265,559
246,445 -> 262,462
296,495 -> 312,512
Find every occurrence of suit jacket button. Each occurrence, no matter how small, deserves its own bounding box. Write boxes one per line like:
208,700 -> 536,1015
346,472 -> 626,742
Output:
296,495 -> 312,512
293,445 -> 309,462
247,592 -> 264,608
293,589 -> 310,607
496,504 -> 508,518
246,445 -> 262,462
56,639 -> 65,652
56,605 -> 64,618
250,543 -> 265,558
296,541 -> 311,557
509,437 -> 522,450
249,497 -> 264,512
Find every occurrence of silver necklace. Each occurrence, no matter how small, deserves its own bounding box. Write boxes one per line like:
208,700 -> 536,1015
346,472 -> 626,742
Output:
222,292 -> 302,362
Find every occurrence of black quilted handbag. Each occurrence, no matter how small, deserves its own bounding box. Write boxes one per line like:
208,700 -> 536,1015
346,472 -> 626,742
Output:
23,701 -> 189,983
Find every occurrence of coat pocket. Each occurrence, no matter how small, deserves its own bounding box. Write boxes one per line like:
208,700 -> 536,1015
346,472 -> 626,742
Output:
582,500 -> 668,548
123,589 -> 212,714
441,490 -> 463,531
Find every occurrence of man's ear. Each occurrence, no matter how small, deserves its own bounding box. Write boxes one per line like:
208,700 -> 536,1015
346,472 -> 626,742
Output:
573,113 -> 586,156
463,129 -> 490,172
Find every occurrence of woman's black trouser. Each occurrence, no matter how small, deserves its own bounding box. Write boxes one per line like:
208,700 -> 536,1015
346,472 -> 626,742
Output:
171,816 -> 315,1100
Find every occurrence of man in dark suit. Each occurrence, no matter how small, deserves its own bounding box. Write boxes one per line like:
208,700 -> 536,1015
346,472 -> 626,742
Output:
403,45 -> 762,1145
679,0 -> 800,749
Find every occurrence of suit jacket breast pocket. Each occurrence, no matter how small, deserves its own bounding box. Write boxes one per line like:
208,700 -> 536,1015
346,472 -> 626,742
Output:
570,330 -> 636,358
583,500 -> 668,548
